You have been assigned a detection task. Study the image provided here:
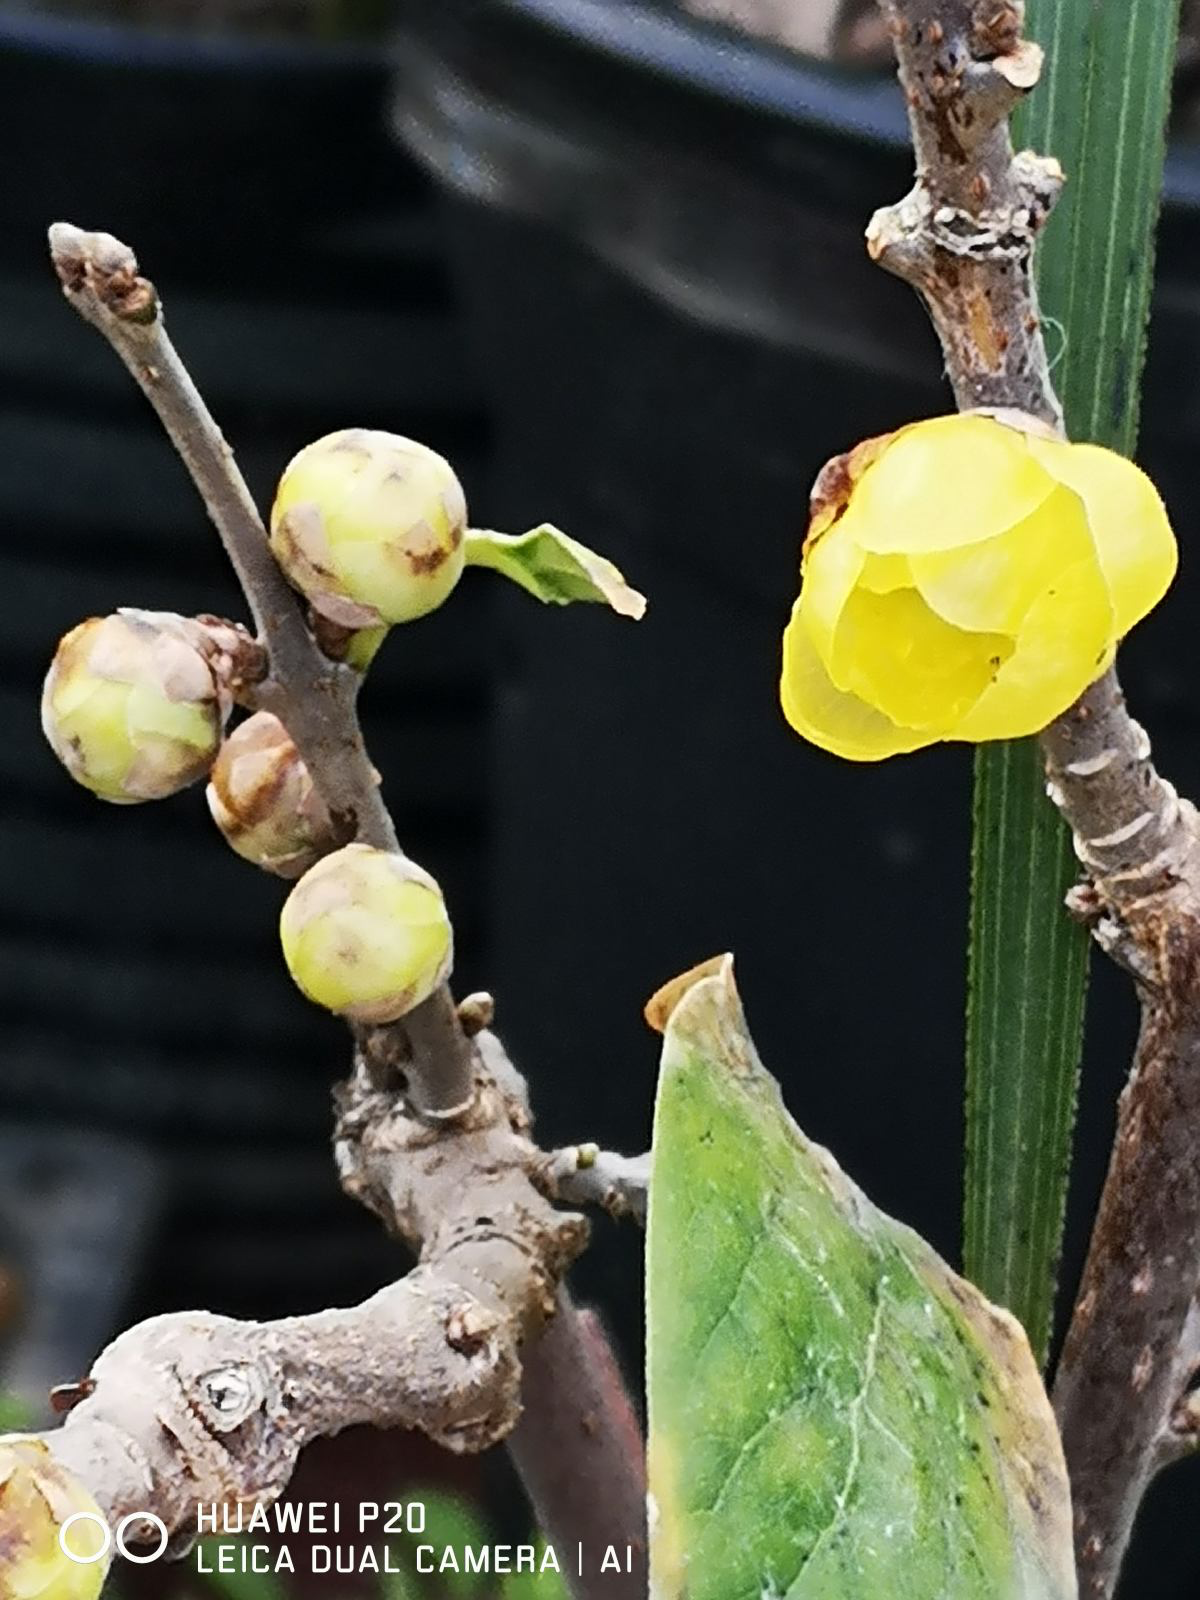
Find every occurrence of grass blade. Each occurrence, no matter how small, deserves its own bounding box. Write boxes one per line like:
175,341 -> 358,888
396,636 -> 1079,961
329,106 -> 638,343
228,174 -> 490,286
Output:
1017,0 -> 1179,457
966,741 -> 1087,1366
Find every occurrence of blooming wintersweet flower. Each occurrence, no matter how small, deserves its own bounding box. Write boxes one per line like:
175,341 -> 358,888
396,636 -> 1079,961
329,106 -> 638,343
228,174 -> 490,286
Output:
780,413 -> 1177,760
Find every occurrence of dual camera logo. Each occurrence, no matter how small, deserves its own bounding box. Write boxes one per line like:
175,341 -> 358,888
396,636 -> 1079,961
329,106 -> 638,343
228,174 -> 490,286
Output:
59,1510 -> 169,1566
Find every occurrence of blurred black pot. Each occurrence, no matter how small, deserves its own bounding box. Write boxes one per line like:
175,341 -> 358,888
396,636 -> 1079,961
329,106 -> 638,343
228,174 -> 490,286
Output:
0,9 -> 493,1340
392,5 -> 1200,1594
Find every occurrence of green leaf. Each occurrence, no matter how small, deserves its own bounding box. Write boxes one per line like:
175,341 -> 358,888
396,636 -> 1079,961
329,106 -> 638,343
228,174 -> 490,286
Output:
647,956 -> 1075,1600
465,526 -> 646,618
963,0 -> 1179,1363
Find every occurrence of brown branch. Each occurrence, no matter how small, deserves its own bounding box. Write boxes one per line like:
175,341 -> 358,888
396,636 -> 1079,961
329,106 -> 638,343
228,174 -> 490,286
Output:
873,4 -> 1200,1595
37,1050 -> 581,1538
509,1295 -> 649,1599
48,220 -> 472,1119
537,1146 -> 650,1226
34,1041 -> 648,1588
866,8 -> 1062,426
41,224 -> 648,1591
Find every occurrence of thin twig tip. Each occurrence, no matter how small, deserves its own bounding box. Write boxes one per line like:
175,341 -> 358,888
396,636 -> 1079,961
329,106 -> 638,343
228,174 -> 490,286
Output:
47,221 -> 158,323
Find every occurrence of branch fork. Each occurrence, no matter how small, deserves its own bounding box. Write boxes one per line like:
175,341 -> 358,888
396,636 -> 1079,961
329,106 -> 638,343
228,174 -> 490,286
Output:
38,223 -> 648,1596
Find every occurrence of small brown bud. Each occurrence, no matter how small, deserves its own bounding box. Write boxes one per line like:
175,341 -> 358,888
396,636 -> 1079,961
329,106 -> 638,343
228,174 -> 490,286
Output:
206,712 -> 335,878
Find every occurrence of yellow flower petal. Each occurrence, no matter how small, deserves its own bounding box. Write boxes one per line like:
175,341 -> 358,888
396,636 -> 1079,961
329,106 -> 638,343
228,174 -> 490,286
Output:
830,584 -> 1012,731
858,552 -> 913,593
952,556 -> 1115,740
780,603 -> 935,761
798,526 -> 866,661
1027,437 -> 1177,636
908,483 -> 1097,634
847,414 -> 1058,555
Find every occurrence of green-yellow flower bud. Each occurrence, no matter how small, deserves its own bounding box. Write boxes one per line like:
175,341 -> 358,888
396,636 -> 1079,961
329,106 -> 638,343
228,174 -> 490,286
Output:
279,843 -> 453,1023
41,612 -> 225,803
206,712 -> 335,879
0,1436 -> 110,1599
269,429 -> 467,628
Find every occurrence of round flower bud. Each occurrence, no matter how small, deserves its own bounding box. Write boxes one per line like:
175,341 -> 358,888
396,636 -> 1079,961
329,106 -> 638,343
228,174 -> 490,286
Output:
780,412 -> 1177,760
206,712 -> 335,879
41,612 -> 226,803
269,429 -> 467,628
0,1435 -> 110,1599
279,843 -> 453,1023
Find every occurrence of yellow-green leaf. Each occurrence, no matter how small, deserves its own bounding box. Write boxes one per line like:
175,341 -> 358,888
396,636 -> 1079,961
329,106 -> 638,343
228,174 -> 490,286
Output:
465,526 -> 646,618
647,957 -> 1076,1600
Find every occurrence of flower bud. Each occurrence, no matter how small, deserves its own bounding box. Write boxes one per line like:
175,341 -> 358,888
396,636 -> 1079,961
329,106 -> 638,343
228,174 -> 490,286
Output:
206,712 -> 335,878
270,429 -> 467,628
0,1436 -> 110,1599
279,843 -> 453,1023
41,612 -> 226,803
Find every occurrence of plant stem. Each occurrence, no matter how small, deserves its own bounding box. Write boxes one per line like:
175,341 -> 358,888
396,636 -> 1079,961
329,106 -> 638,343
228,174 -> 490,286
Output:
873,3 -> 1197,1592
509,1295 -> 648,1599
44,223 -> 648,1583
47,220 -> 475,1119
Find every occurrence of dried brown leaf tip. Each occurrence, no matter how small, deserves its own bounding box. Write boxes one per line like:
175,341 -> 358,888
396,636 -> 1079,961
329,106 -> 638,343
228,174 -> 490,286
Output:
643,954 -> 729,1035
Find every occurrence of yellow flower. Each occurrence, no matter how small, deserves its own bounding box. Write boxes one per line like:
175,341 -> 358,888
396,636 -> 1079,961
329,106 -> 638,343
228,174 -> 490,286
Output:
0,1436 -> 110,1600
780,413 -> 1176,760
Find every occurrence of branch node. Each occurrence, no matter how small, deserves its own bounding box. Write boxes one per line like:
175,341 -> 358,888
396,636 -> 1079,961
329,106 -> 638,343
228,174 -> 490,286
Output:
457,991 -> 497,1037
538,1147 -> 650,1227
42,220 -> 647,1584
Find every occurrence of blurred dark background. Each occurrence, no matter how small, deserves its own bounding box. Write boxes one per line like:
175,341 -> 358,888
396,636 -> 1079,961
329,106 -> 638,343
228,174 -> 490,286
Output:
2,1 -> 1200,1595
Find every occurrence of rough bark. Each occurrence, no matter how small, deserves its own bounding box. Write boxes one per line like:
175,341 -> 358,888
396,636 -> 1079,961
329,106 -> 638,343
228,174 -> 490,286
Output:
40,224 -> 648,1597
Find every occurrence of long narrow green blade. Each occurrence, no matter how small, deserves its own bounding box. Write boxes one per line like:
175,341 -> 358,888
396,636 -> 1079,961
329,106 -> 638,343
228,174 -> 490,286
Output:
965,740 -> 1087,1366
1018,0 -> 1179,457
964,0 -> 1179,1366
